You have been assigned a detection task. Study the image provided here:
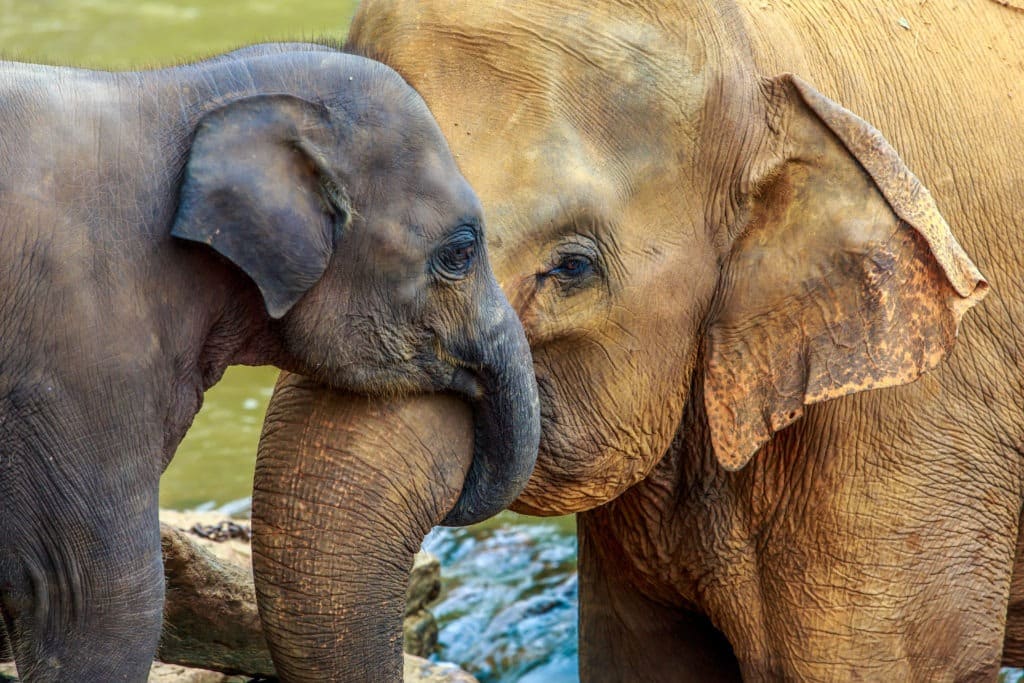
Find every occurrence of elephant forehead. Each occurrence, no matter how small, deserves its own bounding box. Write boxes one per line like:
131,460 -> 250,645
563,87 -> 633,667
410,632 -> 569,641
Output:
351,1 -> 711,160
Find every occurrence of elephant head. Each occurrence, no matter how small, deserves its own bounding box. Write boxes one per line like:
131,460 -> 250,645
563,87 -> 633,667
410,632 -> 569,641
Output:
251,4 -> 986,679
336,1 -> 985,510
186,57 -> 543,682
171,57 -> 539,527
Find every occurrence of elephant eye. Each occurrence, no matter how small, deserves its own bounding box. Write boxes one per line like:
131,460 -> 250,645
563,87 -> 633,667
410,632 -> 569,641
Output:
550,254 -> 593,279
434,226 -> 478,281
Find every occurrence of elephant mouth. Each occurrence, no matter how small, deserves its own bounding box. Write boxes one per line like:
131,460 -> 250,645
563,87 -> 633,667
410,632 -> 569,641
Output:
431,337 -> 486,399
448,366 -> 484,400
432,337 -> 482,369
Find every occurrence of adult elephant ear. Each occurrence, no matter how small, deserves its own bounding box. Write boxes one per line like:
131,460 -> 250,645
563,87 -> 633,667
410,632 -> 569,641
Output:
171,95 -> 351,319
704,74 -> 988,471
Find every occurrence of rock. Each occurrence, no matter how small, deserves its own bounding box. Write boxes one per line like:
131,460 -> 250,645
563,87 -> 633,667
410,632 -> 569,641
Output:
2,659 -> 478,683
0,662 -> 250,682
0,625 -> 10,661
159,509 -> 254,568
147,662 -> 250,682
404,655 -> 479,683
403,608 -> 439,658
407,552 -> 442,615
159,511 -> 445,660
156,510 -> 467,681
158,521 -> 274,676
404,551 -> 442,657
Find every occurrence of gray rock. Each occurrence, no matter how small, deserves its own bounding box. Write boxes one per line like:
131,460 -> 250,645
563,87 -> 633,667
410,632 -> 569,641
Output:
403,655 -> 479,683
407,551 -> 442,616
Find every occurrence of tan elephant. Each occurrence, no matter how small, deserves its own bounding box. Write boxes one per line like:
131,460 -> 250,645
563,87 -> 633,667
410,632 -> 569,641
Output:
253,1 -> 1023,680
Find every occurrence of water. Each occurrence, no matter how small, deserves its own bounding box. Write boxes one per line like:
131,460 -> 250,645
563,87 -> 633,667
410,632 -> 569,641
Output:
160,366 -> 277,510
424,516 -> 579,683
0,0 -> 356,69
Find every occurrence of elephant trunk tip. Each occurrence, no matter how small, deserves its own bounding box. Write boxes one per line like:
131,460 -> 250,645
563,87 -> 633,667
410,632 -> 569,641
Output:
439,393 -> 540,527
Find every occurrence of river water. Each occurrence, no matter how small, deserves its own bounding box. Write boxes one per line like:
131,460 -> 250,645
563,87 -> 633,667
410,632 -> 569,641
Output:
9,4 -> 1018,682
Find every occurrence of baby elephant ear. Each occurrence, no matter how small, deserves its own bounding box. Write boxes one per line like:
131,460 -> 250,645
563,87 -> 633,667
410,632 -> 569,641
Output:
172,94 -> 348,319
704,74 -> 988,471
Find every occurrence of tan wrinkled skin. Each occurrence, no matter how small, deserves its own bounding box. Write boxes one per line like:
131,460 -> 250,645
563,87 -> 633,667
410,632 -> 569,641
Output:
258,0 -> 1023,680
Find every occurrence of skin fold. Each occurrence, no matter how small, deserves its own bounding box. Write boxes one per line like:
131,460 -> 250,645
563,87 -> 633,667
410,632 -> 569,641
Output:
0,44 -> 539,682
254,0 -> 1022,680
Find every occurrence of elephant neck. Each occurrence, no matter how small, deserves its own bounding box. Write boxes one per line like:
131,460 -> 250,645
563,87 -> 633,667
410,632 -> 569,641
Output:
578,434 -> 716,610
578,351 -> 775,615
576,376 -> 831,676
153,246 -> 287,466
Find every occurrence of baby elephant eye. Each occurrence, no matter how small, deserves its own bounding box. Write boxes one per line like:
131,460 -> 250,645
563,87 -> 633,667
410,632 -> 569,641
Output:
434,226 -> 478,280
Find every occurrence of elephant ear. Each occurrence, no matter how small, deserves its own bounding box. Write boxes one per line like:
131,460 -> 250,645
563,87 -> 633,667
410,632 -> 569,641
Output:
172,94 -> 351,319
704,74 -> 988,471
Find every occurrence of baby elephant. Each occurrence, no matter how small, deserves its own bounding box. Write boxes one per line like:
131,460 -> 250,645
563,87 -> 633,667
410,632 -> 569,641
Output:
0,44 -> 539,681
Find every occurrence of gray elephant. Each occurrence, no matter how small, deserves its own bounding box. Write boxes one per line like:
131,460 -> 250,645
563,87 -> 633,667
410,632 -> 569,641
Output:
0,43 -> 539,682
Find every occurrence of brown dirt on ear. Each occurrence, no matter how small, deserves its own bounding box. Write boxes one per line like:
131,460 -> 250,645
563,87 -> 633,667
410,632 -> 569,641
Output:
989,0 -> 1024,13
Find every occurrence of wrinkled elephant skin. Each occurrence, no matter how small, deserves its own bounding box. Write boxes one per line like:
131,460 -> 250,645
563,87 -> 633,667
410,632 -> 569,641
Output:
252,373 -> 475,681
257,0 -> 1024,681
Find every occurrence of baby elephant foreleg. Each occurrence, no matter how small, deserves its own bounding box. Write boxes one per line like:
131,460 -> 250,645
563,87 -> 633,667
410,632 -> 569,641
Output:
1,462 -> 164,682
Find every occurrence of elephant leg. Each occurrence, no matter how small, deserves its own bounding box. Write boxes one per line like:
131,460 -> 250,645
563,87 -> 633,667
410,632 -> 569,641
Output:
577,512 -> 742,683
710,397 -> 1017,681
0,460 -> 164,683
0,621 -> 10,662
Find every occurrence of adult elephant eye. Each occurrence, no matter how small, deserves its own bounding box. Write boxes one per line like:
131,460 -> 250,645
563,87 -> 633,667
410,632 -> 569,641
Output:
552,254 -> 592,278
434,226 -> 478,280
550,253 -> 594,280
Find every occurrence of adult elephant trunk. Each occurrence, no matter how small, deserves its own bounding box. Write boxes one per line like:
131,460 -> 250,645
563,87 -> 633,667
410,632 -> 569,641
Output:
252,375 -> 476,681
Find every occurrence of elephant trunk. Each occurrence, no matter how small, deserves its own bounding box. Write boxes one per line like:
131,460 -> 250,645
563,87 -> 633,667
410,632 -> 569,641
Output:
251,373 -> 473,682
441,285 -> 540,526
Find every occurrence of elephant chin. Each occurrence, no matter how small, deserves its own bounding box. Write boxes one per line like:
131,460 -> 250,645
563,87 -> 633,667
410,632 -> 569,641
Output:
509,481 -> 620,517
507,449 -> 655,517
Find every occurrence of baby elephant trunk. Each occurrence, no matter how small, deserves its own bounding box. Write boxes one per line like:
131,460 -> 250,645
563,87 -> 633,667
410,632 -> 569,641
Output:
441,281 -> 541,526
250,280 -> 539,680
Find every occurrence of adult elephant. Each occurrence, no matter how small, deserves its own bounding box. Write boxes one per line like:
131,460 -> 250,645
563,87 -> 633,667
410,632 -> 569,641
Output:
253,1 -> 1022,680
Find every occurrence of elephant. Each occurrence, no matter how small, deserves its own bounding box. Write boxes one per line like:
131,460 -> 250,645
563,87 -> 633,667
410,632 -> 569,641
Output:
246,0 -> 1024,680
0,42 -> 541,682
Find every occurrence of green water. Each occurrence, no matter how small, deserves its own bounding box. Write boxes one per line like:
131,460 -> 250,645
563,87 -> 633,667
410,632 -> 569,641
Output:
0,0 -> 356,510
161,366 -> 279,509
0,1 -> 356,69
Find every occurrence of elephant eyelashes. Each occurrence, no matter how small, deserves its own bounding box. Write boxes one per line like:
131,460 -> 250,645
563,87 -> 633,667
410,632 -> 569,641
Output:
432,225 -> 479,280
544,245 -> 600,294
552,254 -> 593,279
